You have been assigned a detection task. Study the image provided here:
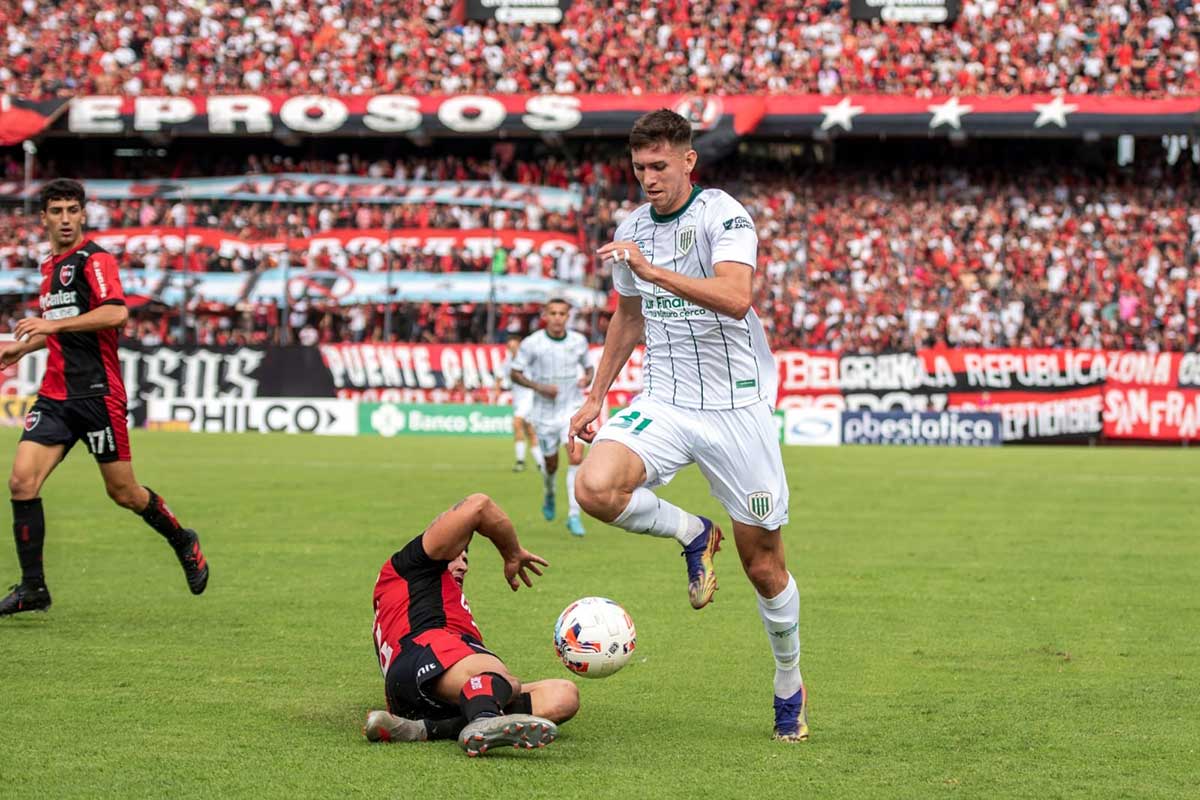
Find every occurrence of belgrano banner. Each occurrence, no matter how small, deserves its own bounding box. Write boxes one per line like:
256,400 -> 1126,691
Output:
3,342 -> 1198,442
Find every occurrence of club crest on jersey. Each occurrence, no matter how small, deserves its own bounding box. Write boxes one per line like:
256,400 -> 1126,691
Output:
676,226 -> 696,257
747,491 -> 773,522
59,263 -> 74,286
24,411 -> 40,432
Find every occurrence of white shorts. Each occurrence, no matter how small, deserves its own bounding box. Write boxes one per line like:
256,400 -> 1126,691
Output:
533,415 -> 570,456
594,396 -> 789,529
512,386 -> 534,419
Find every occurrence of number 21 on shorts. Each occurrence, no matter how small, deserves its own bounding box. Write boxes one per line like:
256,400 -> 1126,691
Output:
611,410 -> 652,435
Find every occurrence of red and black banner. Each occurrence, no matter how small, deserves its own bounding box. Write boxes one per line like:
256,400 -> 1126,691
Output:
17,94 -> 1194,141
776,348 -> 1200,443
4,341 -> 1197,441
0,96 -> 69,145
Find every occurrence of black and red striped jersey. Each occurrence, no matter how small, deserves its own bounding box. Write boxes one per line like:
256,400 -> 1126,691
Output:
373,535 -> 482,651
37,239 -> 126,402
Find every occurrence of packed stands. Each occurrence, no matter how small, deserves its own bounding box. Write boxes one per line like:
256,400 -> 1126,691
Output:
3,0 -> 1198,99
3,144 -> 1198,352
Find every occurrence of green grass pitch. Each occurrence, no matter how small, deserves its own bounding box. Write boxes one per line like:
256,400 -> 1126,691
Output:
1,429 -> 1197,799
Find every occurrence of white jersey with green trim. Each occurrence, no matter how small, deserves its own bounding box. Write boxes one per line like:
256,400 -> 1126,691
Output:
611,186 -> 777,410
510,328 -> 590,425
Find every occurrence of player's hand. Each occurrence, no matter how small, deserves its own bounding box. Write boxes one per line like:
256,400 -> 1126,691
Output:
0,342 -> 26,369
577,374 -> 592,389
538,384 -> 559,399
570,395 -> 603,444
598,240 -> 658,282
13,317 -> 58,341
504,547 -> 549,591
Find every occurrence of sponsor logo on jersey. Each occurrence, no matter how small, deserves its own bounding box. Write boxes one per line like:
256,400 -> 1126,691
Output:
634,240 -> 651,258
722,216 -> 753,231
59,263 -> 74,286
39,289 -> 77,310
643,295 -> 708,320
24,411 -> 40,431
43,306 -> 80,321
676,225 -> 696,256
91,257 -> 110,299
747,491 -> 773,521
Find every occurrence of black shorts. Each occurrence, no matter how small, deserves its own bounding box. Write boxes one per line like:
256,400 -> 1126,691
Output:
384,629 -> 496,719
20,395 -> 132,464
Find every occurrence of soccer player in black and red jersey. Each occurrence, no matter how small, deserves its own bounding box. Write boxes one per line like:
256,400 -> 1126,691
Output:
363,493 -> 580,757
0,179 -> 209,616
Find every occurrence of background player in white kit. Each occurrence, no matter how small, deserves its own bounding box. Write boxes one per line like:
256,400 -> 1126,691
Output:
510,299 -> 593,537
569,110 -> 808,741
504,333 -> 541,474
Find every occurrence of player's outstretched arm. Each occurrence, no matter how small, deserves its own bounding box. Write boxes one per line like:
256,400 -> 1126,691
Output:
648,261 -> 753,320
13,303 -> 128,339
422,494 -> 548,591
599,241 -> 753,320
570,294 -> 643,442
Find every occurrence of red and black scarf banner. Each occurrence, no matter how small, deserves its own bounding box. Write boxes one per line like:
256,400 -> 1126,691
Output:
22,94 -> 1194,140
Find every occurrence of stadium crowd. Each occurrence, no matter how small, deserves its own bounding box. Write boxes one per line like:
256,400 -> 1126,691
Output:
2,0 -> 1199,99
2,145 -> 1198,352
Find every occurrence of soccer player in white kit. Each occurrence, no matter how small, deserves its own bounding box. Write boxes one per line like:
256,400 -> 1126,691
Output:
510,299 -> 593,537
569,110 -> 808,741
504,333 -> 541,473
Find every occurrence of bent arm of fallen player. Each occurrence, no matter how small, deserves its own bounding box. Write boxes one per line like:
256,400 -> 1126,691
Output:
421,494 -> 547,590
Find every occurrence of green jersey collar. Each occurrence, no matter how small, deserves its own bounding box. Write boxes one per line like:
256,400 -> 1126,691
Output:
650,185 -> 701,224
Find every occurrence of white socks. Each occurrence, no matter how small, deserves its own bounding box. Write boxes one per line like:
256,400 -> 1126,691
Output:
566,465 -> 580,517
515,440 -> 527,463
756,573 -> 803,698
611,487 -> 704,547
531,446 -> 545,471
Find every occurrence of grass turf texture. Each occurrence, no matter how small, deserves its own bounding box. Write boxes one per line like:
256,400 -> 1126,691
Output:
1,429 -> 1197,799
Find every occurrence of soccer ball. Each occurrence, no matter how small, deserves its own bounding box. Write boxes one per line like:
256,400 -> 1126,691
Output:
553,597 -> 637,679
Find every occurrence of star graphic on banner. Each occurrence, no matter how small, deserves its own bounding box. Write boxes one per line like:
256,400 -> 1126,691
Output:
927,97 -> 973,130
1032,96 -> 1079,128
818,97 -> 866,131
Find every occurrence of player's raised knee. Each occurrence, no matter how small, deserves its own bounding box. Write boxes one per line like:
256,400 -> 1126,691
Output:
573,464 -> 621,521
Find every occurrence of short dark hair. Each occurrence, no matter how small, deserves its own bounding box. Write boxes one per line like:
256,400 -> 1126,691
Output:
545,297 -> 571,309
39,178 -> 86,211
629,109 -> 693,151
